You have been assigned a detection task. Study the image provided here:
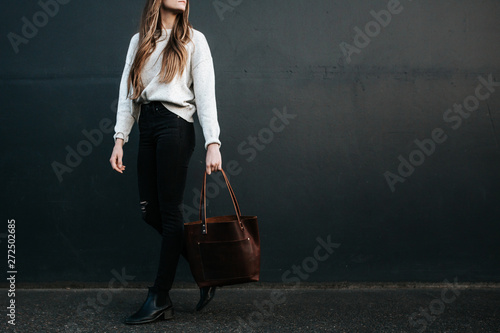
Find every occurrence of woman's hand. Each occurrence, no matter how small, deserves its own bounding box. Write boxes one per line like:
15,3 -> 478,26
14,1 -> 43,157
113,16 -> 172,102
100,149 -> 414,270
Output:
110,139 -> 126,173
206,143 -> 222,175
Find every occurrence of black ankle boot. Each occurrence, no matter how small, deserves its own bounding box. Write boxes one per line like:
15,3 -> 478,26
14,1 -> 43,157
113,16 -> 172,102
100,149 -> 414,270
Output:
196,286 -> 217,311
125,286 -> 174,325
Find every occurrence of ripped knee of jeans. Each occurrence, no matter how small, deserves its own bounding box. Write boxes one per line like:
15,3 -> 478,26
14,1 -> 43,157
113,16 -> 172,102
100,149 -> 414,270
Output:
140,200 -> 148,221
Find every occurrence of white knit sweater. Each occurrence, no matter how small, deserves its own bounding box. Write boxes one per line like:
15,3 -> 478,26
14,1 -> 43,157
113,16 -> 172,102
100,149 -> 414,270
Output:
113,27 -> 221,149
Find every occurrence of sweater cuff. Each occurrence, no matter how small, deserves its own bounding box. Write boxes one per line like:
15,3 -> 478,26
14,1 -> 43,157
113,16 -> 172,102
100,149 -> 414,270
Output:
205,139 -> 221,150
113,132 -> 128,144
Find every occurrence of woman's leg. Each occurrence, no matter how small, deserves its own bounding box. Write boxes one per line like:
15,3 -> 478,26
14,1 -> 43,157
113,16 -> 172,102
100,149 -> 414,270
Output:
126,104 -> 183,325
137,106 -> 163,235
137,103 -> 194,286
134,103 -> 216,316
152,107 -> 195,293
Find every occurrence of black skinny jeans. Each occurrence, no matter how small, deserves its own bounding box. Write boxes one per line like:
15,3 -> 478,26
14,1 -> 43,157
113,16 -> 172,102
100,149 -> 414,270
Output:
137,101 -> 195,292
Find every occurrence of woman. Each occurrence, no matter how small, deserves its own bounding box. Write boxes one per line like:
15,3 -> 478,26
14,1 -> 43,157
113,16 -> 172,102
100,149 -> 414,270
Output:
109,0 -> 222,325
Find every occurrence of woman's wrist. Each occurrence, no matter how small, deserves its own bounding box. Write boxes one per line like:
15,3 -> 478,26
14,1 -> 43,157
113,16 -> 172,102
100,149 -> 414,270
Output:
207,143 -> 220,150
115,138 -> 125,147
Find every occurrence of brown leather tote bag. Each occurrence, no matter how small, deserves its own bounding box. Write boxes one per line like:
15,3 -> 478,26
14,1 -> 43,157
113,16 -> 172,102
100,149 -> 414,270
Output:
184,169 -> 260,288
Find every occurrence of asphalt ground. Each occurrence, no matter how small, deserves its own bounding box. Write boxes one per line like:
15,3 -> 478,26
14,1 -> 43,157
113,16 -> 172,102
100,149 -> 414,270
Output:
1,284 -> 499,333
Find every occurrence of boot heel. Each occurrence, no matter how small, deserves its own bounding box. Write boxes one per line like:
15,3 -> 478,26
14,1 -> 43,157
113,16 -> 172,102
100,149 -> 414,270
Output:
163,307 -> 174,320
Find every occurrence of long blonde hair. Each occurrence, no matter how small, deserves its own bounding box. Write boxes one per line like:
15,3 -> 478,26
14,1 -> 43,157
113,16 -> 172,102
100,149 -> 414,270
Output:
127,0 -> 192,100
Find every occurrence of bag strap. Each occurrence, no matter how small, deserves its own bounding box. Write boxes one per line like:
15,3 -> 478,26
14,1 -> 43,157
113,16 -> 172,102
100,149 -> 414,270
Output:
198,168 -> 243,235
198,169 -> 242,219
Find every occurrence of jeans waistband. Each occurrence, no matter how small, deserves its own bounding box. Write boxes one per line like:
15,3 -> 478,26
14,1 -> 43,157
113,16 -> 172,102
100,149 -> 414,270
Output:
141,101 -> 164,111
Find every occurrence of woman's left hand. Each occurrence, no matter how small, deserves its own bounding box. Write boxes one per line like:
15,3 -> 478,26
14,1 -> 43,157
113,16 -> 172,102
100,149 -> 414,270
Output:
206,143 -> 222,175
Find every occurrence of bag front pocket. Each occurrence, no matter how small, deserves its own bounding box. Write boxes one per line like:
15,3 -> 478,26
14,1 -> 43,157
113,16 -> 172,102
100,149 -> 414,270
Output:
198,238 -> 257,281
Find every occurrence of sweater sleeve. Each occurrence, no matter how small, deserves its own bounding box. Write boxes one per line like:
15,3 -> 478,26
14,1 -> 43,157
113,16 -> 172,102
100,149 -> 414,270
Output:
191,32 -> 221,150
113,33 -> 140,145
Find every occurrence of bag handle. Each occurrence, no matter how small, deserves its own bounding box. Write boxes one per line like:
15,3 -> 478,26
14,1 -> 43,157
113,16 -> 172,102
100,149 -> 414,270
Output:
198,169 -> 242,220
198,168 -> 243,235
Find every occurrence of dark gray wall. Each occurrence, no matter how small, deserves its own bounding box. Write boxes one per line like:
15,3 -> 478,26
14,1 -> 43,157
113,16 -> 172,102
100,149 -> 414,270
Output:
1,0 -> 499,284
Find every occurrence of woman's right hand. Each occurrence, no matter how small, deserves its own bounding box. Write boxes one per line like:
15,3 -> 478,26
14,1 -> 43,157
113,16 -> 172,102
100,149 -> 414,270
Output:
110,139 -> 126,173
